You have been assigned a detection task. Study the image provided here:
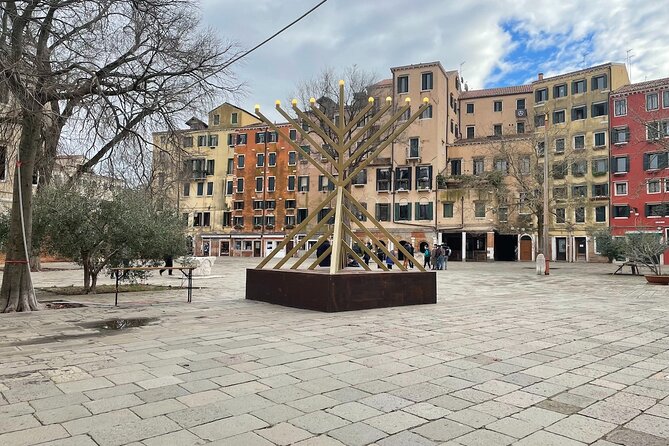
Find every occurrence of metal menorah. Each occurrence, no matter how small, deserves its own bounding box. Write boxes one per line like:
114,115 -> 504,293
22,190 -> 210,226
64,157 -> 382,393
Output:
254,80 -> 430,273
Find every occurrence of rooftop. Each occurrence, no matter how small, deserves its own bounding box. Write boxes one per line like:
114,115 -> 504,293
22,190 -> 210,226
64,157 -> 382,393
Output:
612,76 -> 669,96
532,62 -> 625,84
459,85 -> 532,99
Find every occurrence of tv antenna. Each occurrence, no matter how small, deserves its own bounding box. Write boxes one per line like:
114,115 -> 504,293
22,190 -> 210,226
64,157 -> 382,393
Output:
626,49 -> 633,81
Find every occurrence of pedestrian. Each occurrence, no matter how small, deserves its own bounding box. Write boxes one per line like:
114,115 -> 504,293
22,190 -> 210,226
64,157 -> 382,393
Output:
408,243 -> 414,269
443,244 -> 452,270
386,249 -> 395,269
423,245 -> 431,269
376,244 -> 386,268
363,242 -> 371,266
317,240 -> 331,267
398,242 -> 406,269
431,245 -> 439,270
159,254 -> 173,276
435,245 -> 445,270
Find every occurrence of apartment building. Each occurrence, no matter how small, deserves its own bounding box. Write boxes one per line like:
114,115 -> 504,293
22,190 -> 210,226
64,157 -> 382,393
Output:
444,85 -> 534,261
230,124 -> 298,257
609,77 -> 669,264
532,63 -> 629,261
152,102 -> 260,256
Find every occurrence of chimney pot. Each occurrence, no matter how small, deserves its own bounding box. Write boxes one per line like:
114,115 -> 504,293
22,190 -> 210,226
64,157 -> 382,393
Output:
538,73 -> 544,80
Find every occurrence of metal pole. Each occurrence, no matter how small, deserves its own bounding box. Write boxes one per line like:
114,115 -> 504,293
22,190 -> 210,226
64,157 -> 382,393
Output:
543,112 -> 550,274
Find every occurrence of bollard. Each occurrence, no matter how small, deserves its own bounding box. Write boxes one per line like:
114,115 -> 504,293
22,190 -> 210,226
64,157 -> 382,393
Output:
536,253 -> 546,275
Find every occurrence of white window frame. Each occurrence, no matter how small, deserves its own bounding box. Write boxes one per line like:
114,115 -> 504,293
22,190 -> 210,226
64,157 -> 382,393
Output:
665,179 -> 669,193
255,176 -> 264,192
555,138 -> 565,154
287,175 -> 295,191
614,98 -> 627,117
593,131 -> 606,148
573,134 -> 585,150
231,112 -> 239,124
267,176 -> 276,192
647,179 -> 661,194
663,91 -> 669,109
647,93 -> 659,111
614,181 -> 628,196
553,109 -> 566,124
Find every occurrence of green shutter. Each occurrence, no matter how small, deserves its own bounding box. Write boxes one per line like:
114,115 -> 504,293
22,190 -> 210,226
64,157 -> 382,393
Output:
394,203 -> 400,220
427,202 -> 433,220
407,204 -> 412,221
415,203 -> 420,219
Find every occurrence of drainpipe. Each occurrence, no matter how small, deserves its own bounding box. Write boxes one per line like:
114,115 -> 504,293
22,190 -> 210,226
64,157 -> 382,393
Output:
261,128 -> 268,256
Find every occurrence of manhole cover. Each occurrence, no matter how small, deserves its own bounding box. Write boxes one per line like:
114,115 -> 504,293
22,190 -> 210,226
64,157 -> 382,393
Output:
80,317 -> 158,330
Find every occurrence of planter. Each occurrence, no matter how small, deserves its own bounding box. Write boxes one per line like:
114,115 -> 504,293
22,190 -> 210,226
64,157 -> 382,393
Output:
645,275 -> 669,285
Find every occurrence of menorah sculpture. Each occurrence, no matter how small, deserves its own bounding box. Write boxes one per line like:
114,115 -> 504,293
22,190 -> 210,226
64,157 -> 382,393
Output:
246,80 -> 436,312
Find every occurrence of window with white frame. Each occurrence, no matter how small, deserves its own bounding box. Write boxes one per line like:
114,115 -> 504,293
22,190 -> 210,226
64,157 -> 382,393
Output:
416,166 -> 432,190
574,135 -> 585,150
555,138 -> 565,153
421,72 -> 433,90
298,176 -> 309,192
420,105 -> 433,119
648,179 -> 661,194
592,102 -> 608,117
474,202 -> 486,218
665,179 -> 669,193
614,98 -> 627,116
615,182 -> 628,196
267,176 -> 276,192
594,131 -> 606,148
647,93 -> 659,111
575,207 -> 585,223
397,75 -> 409,94
612,156 -> 629,174
555,208 -> 566,224
553,110 -> 565,124
612,127 -> 629,144
256,153 -> 265,167
268,152 -> 276,167
288,151 -> 296,165
255,176 -> 263,192
664,91 -> 669,108
493,101 -> 503,112
595,206 -> 607,223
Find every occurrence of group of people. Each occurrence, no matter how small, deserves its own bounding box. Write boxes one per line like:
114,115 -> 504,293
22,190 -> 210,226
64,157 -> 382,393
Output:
423,244 -> 451,270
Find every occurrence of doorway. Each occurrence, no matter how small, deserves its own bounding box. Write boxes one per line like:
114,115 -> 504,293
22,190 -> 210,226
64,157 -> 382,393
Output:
494,233 -> 517,261
519,235 -> 533,261
253,241 -> 261,257
556,237 -> 567,261
575,237 -> 587,261
220,241 -> 230,256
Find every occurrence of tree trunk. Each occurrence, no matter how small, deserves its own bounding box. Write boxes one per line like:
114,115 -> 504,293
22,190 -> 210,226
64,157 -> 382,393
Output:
30,247 -> 41,272
0,110 -> 42,312
89,272 -> 98,294
82,256 -> 91,292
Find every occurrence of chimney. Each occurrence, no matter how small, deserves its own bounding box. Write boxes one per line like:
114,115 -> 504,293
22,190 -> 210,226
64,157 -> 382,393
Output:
538,73 -> 544,81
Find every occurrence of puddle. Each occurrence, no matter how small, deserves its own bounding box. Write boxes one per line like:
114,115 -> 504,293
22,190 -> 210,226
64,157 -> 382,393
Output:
45,301 -> 86,309
79,317 -> 159,330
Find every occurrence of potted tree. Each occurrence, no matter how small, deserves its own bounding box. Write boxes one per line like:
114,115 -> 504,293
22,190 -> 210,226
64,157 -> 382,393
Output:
623,232 -> 669,284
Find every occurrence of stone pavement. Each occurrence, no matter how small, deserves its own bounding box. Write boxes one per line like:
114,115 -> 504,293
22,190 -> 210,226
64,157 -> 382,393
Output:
0,258 -> 668,445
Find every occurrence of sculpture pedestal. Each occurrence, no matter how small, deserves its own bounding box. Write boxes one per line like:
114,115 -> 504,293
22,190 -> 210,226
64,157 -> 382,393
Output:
246,268 -> 437,312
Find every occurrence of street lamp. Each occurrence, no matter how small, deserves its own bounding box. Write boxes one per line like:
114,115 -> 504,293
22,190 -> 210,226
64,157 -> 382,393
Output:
542,112 -> 550,274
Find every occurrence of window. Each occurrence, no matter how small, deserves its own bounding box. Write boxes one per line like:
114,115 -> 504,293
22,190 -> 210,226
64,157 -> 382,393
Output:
614,99 -> 627,117
535,88 -> 548,103
646,203 -> 669,217
615,182 -> 628,195
256,153 -> 265,167
376,168 -> 391,191
226,158 -> 234,174
647,93 -> 659,111
556,208 -> 566,224
352,169 -> 367,185
466,126 -> 475,139
233,201 -> 244,210
285,199 -> 296,209
254,176 -> 263,192
646,121 -> 666,140
226,180 -> 233,195
572,79 -> 586,94
284,215 -> 296,227
420,105 -> 433,119
206,159 -> 215,175
288,151 -> 296,165
515,99 -> 525,110
443,202 -> 454,218
572,185 -> 587,197
493,124 -> 502,136
298,176 -> 309,192
395,202 -> 411,221
265,200 -> 276,210
196,182 -> 204,196
493,101 -> 503,112
237,154 -> 245,168
395,167 -> 411,191
267,152 -> 276,167
289,129 -> 297,141
231,112 -> 239,124
592,102 -> 608,117
397,75 -> 409,93
287,175 -> 296,191
416,166 -> 432,190
648,179 -> 661,194
553,110 -> 566,124
369,203 -> 387,222
449,159 -> 462,176
473,158 -> 485,175
496,206 -> 508,223
194,212 -> 211,227
553,162 -> 568,179
592,75 -> 607,90
297,208 -> 308,223
537,141 -> 545,157
415,202 -> 433,220
267,176 -> 276,192
594,206 -> 607,223
553,84 -> 567,98
612,127 -> 629,144
555,138 -> 565,153
534,114 -> 545,127
613,205 -> 630,218
575,207 -> 585,223
267,131 -> 278,143
237,133 -> 247,145
236,178 -> 244,192
494,158 -> 508,173
421,72 -> 433,90
612,156 -> 629,174
408,137 -> 420,158
255,132 -> 266,144
183,183 -> 190,197
592,183 -> 609,197
554,187 -> 567,199
474,202 -> 485,218
208,135 -> 218,146
517,122 -> 525,134
197,135 -> 207,146
594,131 -> 606,147
253,200 -> 264,210
644,152 -> 668,170
572,106 -> 587,120
574,135 -> 585,150
519,156 -> 531,174
182,136 -> 193,147
466,103 -> 474,113
233,216 -> 244,227
253,216 -> 263,227
592,158 -> 608,175
206,182 -> 213,195
318,175 -> 334,191
664,91 -> 669,108
572,160 -> 587,177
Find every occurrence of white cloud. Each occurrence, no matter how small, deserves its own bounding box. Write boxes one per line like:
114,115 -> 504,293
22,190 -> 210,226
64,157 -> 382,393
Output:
198,0 -> 669,121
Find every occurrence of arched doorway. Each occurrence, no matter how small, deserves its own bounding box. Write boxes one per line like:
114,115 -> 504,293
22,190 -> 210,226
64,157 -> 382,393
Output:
519,235 -> 533,261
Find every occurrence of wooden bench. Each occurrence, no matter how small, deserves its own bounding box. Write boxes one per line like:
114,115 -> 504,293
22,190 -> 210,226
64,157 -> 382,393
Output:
613,262 -> 640,276
110,266 -> 196,306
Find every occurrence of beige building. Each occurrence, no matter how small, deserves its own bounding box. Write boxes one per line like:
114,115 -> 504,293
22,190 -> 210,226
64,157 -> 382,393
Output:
532,63 -> 629,261
152,102 -> 260,256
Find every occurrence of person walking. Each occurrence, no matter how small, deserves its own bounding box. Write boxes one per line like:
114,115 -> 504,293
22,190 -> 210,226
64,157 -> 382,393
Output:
408,243 -> 414,269
159,255 -> 173,276
423,245 -> 431,269
435,245 -> 445,270
443,244 -> 451,270
376,243 -> 386,269
431,245 -> 439,270
386,249 -> 395,269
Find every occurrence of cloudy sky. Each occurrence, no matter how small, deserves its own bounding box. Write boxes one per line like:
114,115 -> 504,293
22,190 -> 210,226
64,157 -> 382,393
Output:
200,0 -> 669,121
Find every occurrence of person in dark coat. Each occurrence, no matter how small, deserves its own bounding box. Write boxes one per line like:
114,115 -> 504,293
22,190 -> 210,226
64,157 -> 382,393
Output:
159,255 -> 173,276
316,240 -> 331,267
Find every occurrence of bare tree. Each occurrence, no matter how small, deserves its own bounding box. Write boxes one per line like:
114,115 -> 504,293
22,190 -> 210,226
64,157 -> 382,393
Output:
0,0 -> 242,312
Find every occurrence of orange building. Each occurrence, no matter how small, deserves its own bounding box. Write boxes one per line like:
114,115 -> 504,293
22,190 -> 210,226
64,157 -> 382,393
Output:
231,124 -> 298,257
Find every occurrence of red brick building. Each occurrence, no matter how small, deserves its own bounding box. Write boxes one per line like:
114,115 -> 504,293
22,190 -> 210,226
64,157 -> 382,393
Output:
609,77 -> 669,262
231,124 -> 298,257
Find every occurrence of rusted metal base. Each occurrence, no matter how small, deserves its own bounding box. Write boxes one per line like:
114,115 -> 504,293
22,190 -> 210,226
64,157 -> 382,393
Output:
246,268 -> 437,312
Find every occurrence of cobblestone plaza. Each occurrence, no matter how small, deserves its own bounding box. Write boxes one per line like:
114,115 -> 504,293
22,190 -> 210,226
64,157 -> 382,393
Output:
0,259 -> 668,445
